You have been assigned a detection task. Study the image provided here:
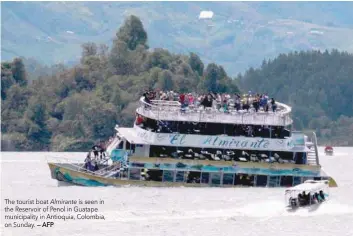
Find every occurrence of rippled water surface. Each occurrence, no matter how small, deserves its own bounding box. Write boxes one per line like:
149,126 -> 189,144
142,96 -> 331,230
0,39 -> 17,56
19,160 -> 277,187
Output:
1,147 -> 353,236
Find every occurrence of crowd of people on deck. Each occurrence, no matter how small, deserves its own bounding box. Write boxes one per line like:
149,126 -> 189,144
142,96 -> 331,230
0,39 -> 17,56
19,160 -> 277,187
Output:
143,89 -> 278,113
292,190 -> 326,207
83,142 -> 107,172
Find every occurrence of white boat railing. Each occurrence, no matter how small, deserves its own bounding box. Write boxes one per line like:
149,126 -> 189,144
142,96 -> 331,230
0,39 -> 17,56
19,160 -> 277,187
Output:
47,156 -> 92,173
138,97 -> 293,126
94,162 -> 123,176
46,156 -> 115,177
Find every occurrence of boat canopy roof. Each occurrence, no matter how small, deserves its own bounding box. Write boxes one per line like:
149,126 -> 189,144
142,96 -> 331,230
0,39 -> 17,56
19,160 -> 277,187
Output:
285,180 -> 329,193
116,127 -> 149,145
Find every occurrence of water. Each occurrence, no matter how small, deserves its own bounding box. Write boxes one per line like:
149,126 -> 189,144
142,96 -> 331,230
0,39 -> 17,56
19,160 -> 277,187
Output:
1,147 -> 353,236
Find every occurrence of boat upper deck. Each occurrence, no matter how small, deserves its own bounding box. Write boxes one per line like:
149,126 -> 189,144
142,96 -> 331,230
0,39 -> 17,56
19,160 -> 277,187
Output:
137,97 -> 293,126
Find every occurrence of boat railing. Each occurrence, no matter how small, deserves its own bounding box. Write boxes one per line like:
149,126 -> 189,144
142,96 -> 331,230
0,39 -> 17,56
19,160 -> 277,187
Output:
94,162 -> 123,176
138,97 -> 293,126
312,132 -> 320,166
47,156 -> 92,173
46,156 -> 83,165
150,100 -> 181,107
46,156 -> 114,176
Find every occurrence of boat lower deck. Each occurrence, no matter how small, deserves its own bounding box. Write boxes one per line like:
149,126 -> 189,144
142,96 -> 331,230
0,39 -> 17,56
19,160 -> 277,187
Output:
48,161 -> 336,188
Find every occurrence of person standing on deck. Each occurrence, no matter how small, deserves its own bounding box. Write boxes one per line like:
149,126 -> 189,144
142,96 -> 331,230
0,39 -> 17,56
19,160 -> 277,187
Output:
271,98 -> 277,112
91,144 -> 100,159
99,142 -> 106,159
84,153 -> 92,170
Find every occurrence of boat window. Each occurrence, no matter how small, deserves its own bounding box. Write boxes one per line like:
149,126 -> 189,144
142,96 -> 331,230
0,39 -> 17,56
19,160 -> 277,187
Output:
280,176 -> 293,187
294,152 -> 305,164
147,145 -> 298,164
293,177 -> 302,186
210,173 -> 221,185
186,171 -> 200,183
131,163 -> 145,168
255,175 -> 268,187
222,173 -> 234,185
117,141 -> 123,149
175,171 -> 185,182
162,170 -> 174,182
129,168 -> 141,180
125,141 -> 136,153
201,172 -> 210,184
149,145 -> 176,158
268,176 -> 280,187
146,170 -> 162,182
237,174 -> 254,186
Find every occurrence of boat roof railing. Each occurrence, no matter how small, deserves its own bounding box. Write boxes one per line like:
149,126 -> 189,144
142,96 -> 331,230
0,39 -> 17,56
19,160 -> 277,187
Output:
285,180 -> 329,194
150,100 -> 181,107
137,97 -> 293,126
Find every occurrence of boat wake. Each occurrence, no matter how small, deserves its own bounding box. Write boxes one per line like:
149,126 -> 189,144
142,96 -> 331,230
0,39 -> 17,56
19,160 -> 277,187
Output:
285,201 -> 353,216
320,152 -> 351,157
100,200 -> 353,223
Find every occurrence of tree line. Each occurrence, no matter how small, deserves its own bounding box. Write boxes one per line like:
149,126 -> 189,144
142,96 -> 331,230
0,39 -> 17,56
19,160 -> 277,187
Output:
1,15 -> 239,151
237,50 -> 353,146
2,15 -> 352,151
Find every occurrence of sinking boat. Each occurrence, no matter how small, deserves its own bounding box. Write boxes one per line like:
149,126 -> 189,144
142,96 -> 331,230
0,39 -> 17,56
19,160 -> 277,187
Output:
48,94 -> 338,188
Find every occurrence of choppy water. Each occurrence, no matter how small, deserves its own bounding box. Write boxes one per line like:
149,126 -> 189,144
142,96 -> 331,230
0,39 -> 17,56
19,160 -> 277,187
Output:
1,147 -> 353,236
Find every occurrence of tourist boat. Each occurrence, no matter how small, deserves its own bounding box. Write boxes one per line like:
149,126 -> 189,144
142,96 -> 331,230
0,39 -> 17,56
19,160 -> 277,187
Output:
324,146 -> 334,156
47,94 -> 338,188
285,180 -> 329,209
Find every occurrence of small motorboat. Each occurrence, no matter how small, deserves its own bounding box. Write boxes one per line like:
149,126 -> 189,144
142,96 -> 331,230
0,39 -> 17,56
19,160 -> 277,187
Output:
285,180 -> 330,209
324,146 -> 334,156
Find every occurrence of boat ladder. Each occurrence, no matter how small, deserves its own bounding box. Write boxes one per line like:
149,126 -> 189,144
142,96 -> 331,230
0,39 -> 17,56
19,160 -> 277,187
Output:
306,132 -> 320,166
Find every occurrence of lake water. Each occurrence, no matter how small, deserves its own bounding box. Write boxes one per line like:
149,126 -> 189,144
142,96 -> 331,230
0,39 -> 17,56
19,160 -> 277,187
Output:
1,147 -> 353,236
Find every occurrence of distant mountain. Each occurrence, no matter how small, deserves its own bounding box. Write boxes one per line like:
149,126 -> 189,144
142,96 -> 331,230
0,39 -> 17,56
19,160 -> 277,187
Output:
2,2 -> 353,75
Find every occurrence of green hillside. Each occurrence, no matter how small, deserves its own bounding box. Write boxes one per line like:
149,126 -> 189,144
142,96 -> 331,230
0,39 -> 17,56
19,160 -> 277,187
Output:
2,14 -> 353,151
1,16 -> 238,151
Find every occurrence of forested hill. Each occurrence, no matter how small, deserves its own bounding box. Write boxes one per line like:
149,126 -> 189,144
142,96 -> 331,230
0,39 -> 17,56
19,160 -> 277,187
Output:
1,15 -> 239,151
2,16 -> 352,151
237,50 -> 353,146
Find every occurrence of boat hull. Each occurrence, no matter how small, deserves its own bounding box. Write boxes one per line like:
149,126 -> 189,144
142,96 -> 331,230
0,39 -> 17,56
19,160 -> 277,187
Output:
48,162 -> 338,188
286,200 -> 328,211
48,163 -> 234,188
